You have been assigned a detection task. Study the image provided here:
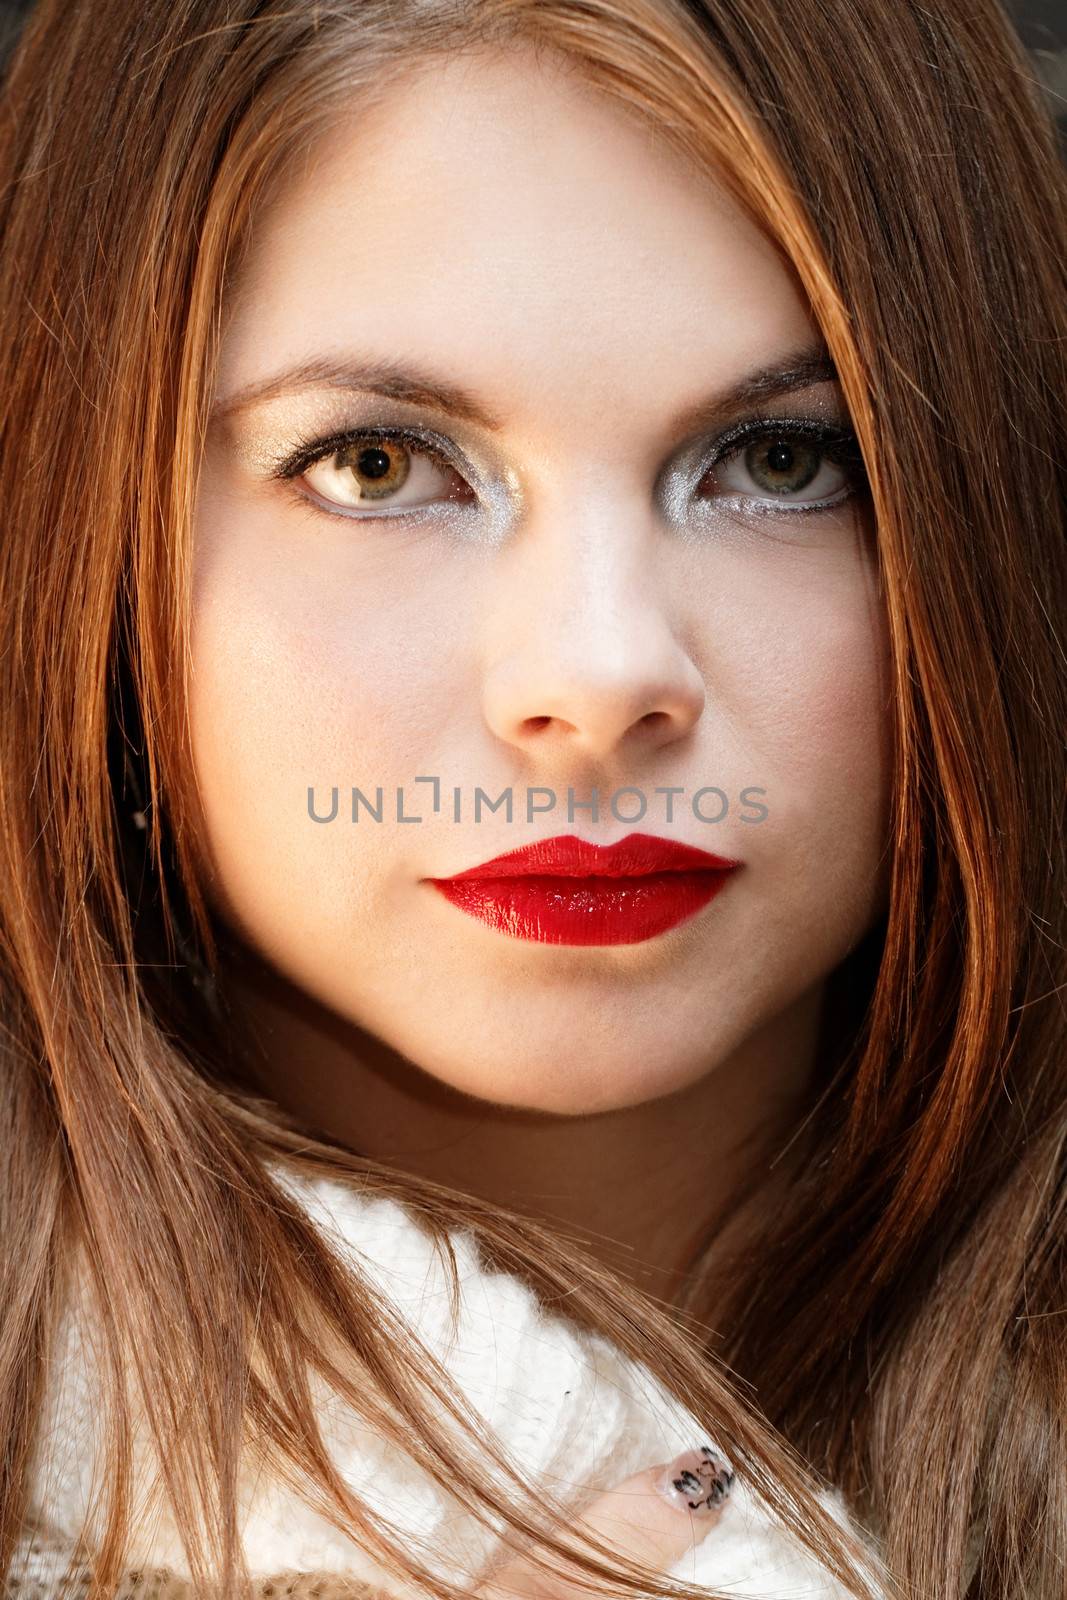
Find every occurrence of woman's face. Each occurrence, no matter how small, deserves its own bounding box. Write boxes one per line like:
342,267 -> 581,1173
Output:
192,44 -> 892,1116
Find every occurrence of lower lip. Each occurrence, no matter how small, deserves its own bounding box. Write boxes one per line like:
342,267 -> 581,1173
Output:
426,869 -> 737,946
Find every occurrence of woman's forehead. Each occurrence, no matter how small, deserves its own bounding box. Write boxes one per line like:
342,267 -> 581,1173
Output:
214,44 -> 815,437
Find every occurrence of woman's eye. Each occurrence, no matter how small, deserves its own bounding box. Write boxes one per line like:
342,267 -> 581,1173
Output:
697,426 -> 866,510
296,432 -> 477,514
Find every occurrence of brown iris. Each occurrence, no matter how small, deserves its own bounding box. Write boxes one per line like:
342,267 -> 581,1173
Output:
746,437 -> 822,495
332,436 -> 412,502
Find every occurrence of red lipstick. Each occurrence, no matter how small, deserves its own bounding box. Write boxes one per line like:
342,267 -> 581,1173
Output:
424,832 -> 743,946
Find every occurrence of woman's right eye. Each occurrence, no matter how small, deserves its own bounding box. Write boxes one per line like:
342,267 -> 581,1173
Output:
295,430 -> 477,517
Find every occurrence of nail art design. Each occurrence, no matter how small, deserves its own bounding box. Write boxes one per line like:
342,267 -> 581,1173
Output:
657,1445 -> 735,1515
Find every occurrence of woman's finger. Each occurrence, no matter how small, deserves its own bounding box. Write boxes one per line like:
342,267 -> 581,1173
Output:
477,1445 -> 735,1600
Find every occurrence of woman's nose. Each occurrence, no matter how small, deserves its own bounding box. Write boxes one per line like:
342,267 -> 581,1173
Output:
480,502 -> 706,765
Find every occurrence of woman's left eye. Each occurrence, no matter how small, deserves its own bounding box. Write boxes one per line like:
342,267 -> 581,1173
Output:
285,430 -> 477,515
697,423 -> 867,511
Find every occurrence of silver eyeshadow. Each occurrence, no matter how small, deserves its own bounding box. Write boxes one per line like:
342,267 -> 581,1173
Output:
214,383 -> 860,544
219,390 -> 520,547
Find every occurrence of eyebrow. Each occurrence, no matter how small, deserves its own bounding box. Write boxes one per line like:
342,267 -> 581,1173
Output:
211,340 -> 839,436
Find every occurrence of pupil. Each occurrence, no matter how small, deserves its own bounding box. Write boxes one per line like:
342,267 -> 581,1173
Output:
767,442 -> 795,473
357,447 -> 391,480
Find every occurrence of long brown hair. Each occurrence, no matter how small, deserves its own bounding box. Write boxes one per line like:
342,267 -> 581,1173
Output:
0,2 -> 1063,1598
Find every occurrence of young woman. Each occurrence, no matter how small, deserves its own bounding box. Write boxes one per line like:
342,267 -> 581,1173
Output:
0,2 -> 1063,1598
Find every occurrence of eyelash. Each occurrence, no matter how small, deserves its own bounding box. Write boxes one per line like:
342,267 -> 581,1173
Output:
699,416 -> 867,511
271,415 -> 867,520
275,426 -> 460,495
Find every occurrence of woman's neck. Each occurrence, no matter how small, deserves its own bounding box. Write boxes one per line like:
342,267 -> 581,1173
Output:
213,935 -> 824,1307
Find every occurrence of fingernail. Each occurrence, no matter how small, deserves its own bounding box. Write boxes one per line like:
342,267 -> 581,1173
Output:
654,1445 -> 735,1515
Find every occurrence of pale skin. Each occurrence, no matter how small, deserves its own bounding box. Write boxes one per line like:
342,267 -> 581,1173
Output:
190,41 -> 892,1336
474,1453 -> 734,1600
343,1454 -> 735,1599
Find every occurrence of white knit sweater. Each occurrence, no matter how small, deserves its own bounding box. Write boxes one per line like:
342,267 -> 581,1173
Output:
12,1161 -> 888,1599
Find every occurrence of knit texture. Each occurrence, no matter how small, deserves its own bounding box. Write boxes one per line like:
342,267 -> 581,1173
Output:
11,1161 -> 888,1599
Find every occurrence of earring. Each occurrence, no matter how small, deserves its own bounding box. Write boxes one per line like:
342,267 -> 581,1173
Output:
120,740 -> 150,834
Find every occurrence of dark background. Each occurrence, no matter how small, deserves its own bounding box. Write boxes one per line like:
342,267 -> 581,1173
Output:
0,1 -> 1064,150
1010,0 -> 1067,152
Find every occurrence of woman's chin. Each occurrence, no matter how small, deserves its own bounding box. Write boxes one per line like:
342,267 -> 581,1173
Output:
403,1039 -> 717,1117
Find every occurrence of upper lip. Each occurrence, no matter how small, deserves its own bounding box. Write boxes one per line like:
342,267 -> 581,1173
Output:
436,831 -> 744,881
